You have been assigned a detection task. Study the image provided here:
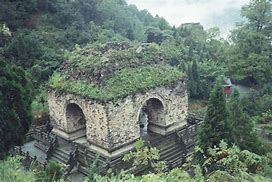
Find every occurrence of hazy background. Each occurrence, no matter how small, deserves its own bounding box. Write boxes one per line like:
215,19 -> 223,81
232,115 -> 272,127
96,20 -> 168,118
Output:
126,0 -> 250,37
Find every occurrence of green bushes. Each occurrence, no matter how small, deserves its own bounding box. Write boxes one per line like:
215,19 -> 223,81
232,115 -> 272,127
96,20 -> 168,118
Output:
43,161 -> 64,181
0,157 -> 36,182
86,140 -> 272,181
0,157 -> 65,182
0,60 -> 33,158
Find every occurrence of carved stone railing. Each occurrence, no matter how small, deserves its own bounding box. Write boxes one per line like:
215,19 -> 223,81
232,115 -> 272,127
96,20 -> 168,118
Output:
176,114 -> 204,155
10,146 -> 47,170
187,113 -> 204,125
33,123 -> 58,160
64,145 -> 79,178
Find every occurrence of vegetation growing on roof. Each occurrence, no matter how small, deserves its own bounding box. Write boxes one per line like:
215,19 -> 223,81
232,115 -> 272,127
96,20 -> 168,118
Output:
60,42 -> 176,83
49,65 -> 184,101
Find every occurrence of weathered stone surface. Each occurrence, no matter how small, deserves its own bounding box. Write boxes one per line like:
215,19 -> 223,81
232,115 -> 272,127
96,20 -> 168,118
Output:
48,80 -> 188,154
48,93 -> 109,147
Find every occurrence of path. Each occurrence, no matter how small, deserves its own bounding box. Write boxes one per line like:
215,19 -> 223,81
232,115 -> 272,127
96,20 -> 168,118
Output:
233,84 -> 251,98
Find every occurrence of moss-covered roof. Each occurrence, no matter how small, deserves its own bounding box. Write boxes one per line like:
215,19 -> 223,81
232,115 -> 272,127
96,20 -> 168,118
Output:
49,42 -> 185,101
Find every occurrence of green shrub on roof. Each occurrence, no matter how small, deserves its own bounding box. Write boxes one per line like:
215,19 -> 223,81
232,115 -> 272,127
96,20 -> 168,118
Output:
49,65 -> 184,101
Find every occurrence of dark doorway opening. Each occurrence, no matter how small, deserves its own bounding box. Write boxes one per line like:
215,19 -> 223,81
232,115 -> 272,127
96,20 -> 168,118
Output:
66,103 -> 86,133
139,98 -> 164,138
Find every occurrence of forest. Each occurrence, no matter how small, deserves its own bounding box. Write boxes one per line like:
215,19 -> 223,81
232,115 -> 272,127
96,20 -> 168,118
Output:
0,0 -> 272,181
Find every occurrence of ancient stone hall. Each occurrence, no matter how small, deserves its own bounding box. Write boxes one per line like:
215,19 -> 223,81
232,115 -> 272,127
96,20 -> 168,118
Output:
14,42 -> 202,180
48,79 -> 188,157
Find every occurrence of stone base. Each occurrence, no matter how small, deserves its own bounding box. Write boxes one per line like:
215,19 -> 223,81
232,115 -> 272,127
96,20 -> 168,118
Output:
86,141 -> 136,158
149,121 -> 186,135
53,128 -> 86,141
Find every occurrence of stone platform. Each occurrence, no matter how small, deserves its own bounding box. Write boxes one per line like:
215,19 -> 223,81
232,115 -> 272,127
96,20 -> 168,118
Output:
16,114 -> 203,181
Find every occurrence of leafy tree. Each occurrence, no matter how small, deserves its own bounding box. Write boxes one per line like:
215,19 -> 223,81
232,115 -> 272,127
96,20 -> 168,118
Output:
195,141 -> 270,178
4,29 -> 43,68
229,0 -> 272,86
0,61 -> 33,159
123,139 -> 167,174
228,89 -> 265,154
199,80 -> 231,151
0,0 -> 38,31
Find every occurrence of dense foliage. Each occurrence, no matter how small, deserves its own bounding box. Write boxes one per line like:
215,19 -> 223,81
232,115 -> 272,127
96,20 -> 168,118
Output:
199,80 -> 231,151
0,60 -> 33,159
3,141 -> 271,182
228,0 -> 272,86
0,157 -> 36,182
228,89 -> 265,154
0,0 -> 271,181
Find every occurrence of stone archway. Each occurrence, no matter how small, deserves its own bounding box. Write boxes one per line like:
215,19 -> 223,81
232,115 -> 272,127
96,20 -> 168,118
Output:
138,98 -> 165,136
66,103 -> 86,137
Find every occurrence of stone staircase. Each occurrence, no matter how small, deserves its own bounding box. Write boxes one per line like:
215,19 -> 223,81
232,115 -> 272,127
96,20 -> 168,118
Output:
30,126 -> 196,178
76,146 -> 109,176
150,133 -> 186,169
50,145 -> 73,164
160,143 -> 185,169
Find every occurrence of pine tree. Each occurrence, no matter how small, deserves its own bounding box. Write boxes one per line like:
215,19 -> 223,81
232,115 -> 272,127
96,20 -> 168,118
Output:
188,60 -> 202,99
0,60 -> 33,159
191,59 -> 200,98
187,63 -> 196,98
228,89 -> 265,154
199,79 -> 231,151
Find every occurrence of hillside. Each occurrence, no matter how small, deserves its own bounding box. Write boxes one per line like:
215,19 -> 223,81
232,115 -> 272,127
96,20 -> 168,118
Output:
0,0 -> 272,181
0,0 -> 172,82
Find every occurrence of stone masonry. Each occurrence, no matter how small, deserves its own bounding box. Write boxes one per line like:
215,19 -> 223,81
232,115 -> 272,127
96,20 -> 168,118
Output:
48,80 -> 188,157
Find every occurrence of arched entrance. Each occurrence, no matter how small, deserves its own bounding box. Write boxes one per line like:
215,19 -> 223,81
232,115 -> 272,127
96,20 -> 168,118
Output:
66,103 -> 86,137
138,98 -> 164,137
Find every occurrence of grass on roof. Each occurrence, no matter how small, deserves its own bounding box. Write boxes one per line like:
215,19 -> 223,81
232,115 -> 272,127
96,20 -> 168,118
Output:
49,65 -> 184,101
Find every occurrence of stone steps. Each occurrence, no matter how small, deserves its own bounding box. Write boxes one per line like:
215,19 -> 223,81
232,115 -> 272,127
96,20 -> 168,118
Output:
159,143 -> 179,157
170,157 -> 184,169
161,146 -> 183,162
150,135 -> 176,149
155,137 -> 185,169
50,147 -> 71,164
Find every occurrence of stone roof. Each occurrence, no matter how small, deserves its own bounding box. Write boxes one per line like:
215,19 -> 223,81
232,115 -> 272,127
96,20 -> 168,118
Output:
49,42 -> 185,101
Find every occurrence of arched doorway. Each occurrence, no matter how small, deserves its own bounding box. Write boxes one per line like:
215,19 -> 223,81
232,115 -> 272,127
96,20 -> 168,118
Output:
66,103 -> 86,136
139,98 -> 164,137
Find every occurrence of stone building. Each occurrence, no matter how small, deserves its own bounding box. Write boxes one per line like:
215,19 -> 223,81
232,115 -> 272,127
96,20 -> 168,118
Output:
48,80 -> 188,158
15,42 -> 202,179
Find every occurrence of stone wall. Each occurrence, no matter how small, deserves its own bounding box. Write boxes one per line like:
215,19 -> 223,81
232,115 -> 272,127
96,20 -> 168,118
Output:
106,80 -> 188,149
48,80 -> 188,152
48,92 -> 110,149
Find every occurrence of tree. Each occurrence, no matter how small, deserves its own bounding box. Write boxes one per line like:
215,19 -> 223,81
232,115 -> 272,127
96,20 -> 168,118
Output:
229,0 -> 272,86
241,0 -> 272,33
191,60 -> 201,98
0,61 -> 33,159
5,30 -> 43,68
199,79 -> 231,151
188,60 -> 209,99
228,89 -> 265,154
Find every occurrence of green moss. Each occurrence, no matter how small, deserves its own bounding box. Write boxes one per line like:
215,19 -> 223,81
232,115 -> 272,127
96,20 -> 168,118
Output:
49,65 -> 184,101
